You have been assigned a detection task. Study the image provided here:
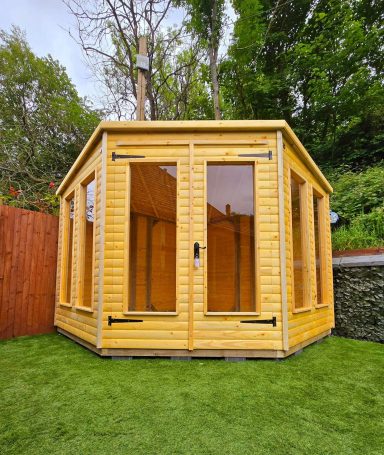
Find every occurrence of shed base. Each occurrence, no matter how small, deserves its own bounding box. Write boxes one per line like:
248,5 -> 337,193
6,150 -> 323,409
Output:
57,328 -> 331,359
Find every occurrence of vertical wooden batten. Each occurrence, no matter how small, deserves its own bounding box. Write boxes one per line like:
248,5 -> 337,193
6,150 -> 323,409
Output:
277,131 -> 289,351
96,133 -> 107,348
188,142 -> 194,351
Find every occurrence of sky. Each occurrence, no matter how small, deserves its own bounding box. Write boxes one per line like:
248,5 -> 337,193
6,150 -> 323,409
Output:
0,0 -> 102,100
0,0 -> 234,110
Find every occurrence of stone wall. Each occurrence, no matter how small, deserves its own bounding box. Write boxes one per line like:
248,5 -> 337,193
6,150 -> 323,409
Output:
333,255 -> 384,343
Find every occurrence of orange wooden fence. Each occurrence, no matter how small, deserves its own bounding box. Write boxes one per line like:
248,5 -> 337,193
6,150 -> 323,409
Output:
0,206 -> 59,340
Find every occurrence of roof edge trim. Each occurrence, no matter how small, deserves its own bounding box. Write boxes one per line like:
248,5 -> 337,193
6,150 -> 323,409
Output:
57,120 -> 332,195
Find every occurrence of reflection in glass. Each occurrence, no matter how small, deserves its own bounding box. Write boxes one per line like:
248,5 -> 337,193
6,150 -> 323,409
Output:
291,175 -> 304,309
83,179 -> 95,307
129,164 -> 177,312
313,194 -> 323,305
207,164 -> 255,312
64,197 -> 74,303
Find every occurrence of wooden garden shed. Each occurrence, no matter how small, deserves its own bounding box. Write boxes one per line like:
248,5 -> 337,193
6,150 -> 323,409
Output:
55,120 -> 334,358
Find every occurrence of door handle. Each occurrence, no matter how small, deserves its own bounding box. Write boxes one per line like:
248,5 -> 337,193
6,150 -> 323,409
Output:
194,242 -> 206,268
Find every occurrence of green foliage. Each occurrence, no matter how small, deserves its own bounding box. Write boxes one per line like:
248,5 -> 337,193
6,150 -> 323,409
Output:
289,0 -> 384,166
352,207 -> 384,240
329,164 -> 384,222
0,191 -> 60,215
331,222 -> 383,251
329,164 -> 384,250
221,0 -> 384,169
0,27 -> 100,214
176,0 -> 226,45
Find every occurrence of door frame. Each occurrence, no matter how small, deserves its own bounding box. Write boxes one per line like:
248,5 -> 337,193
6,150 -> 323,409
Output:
122,157 -> 181,316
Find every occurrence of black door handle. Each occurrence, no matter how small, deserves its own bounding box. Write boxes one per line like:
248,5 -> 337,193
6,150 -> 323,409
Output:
194,242 -> 206,268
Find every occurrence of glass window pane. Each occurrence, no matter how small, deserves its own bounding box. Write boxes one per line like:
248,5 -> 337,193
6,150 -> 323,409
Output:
313,194 -> 323,305
129,164 -> 177,312
291,175 -> 305,309
64,197 -> 74,303
83,179 -> 95,307
207,164 -> 255,312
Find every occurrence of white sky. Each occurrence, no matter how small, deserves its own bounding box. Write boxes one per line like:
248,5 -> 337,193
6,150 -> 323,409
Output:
0,0 -> 235,107
0,0 -> 99,100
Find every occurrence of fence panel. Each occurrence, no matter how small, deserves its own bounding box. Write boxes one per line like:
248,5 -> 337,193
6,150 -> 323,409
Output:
0,206 -> 59,340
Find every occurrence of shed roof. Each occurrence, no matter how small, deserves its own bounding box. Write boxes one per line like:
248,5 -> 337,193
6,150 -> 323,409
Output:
57,120 -> 332,195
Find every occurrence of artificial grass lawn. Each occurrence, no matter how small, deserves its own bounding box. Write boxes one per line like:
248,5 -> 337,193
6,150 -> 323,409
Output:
0,335 -> 383,455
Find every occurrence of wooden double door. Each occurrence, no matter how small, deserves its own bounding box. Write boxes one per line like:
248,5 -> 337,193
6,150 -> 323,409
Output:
123,142 -> 267,351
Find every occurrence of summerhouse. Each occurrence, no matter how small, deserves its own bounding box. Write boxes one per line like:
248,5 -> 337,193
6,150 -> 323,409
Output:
55,120 -> 334,358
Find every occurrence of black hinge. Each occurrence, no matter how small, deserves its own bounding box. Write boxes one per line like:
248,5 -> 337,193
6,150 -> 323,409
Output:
238,150 -> 272,160
240,316 -> 276,326
112,152 -> 145,161
108,316 -> 143,326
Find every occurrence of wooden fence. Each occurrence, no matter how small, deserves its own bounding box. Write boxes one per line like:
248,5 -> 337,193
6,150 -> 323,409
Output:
0,206 -> 59,340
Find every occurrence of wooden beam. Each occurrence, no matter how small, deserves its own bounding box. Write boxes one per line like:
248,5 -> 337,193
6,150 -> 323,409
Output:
188,143 -> 194,351
129,213 -> 137,311
136,36 -> 147,121
116,139 -> 270,146
277,130 -> 289,351
249,214 -> 255,311
234,215 -> 241,312
146,217 -> 153,311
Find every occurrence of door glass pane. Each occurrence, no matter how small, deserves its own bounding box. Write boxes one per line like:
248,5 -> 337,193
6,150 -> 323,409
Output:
207,164 -> 255,312
83,178 -> 95,307
313,194 -> 323,305
129,164 -> 177,312
291,175 -> 304,309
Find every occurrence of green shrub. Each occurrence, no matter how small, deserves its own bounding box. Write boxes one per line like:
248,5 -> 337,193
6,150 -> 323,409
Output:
352,207 -> 384,239
329,164 -> 384,222
332,225 -> 382,251
332,207 -> 384,250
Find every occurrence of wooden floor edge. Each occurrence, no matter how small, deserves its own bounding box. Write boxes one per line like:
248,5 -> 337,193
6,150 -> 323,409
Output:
57,327 -> 332,359
57,328 -> 101,355
286,329 -> 332,356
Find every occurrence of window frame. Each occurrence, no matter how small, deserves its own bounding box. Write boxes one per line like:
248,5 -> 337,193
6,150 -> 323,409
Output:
289,168 -> 311,313
312,186 -> 330,309
203,159 -> 260,316
75,170 -> 97,313
60,190 -> 75,307
123,159 -> 180,316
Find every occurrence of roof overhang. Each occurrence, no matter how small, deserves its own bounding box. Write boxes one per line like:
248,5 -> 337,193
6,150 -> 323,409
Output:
57,120 -> 332,195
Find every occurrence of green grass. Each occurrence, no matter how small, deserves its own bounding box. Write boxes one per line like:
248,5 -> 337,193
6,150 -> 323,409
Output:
0,334 -> 383,455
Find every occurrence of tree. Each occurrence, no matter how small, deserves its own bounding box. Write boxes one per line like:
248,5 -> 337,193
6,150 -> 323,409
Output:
289,0 -> 384,166
0,27 -> 100,213
221,0 -> 384,168
65,0 -> 204,120
177,0 -> 226,119
222,0 -> 312,121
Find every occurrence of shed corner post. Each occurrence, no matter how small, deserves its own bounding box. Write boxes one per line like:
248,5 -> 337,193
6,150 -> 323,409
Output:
277,130 -> 289,351
96,131 -> 108,349
54,197 -> 63,328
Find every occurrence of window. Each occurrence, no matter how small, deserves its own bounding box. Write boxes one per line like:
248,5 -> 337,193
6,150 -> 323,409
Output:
206,163 -> 256,312
313,191 -> 327,306
61,194 -> 74,304
128,163 -> 177,312
78,175 -> 95,308
290,171 -> 309,310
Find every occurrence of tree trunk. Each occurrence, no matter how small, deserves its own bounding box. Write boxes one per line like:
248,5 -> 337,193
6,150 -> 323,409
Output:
209,0 -> 221,120
209,46 -> 221,120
